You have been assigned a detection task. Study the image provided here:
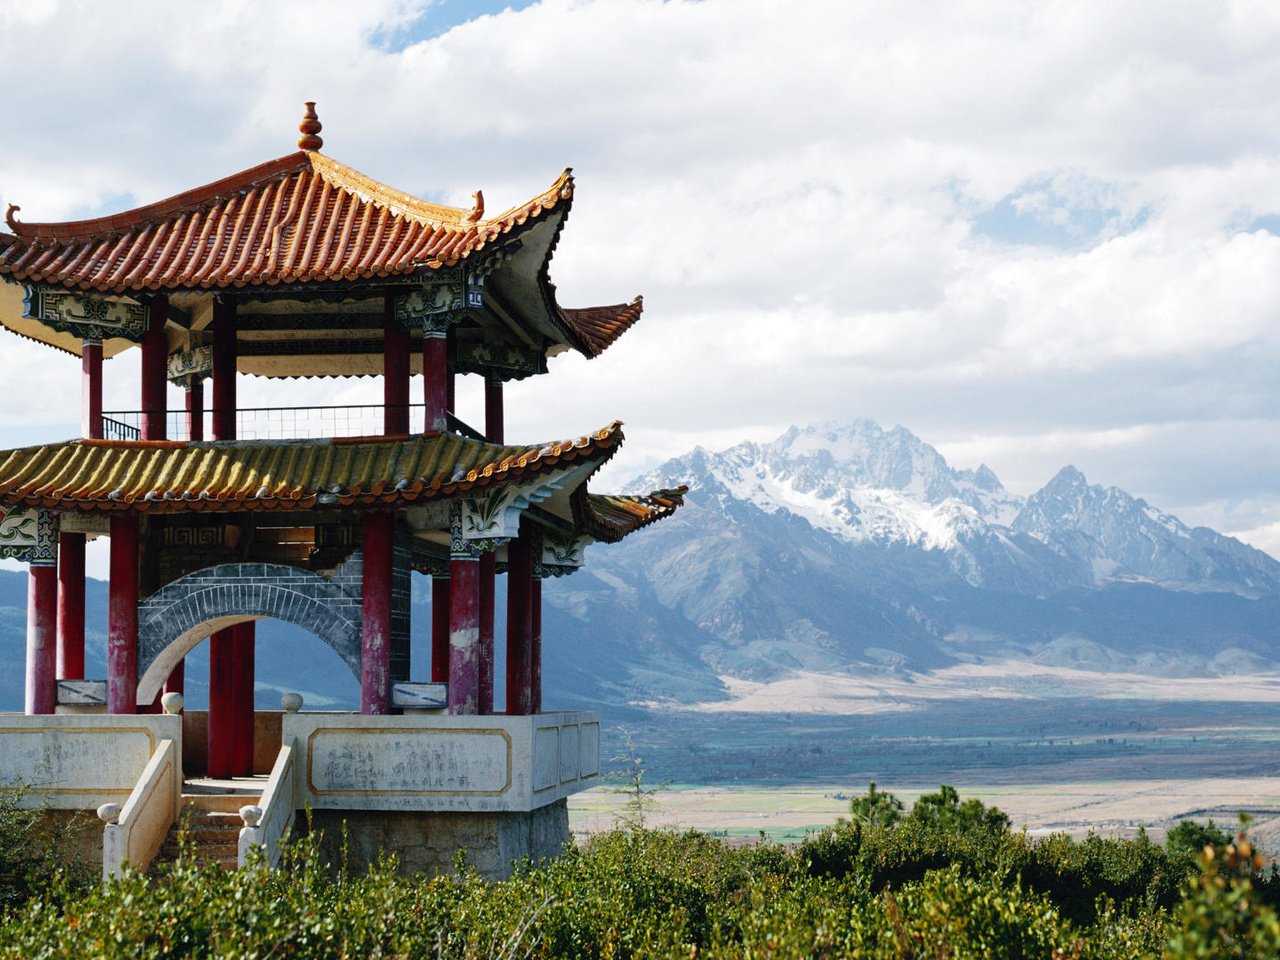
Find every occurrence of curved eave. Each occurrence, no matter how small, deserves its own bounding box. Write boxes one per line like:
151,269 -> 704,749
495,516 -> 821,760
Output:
572,484 -> 688,543
560,296 -> 644,358
0,423 -> 624,514
0,157 -> 576,295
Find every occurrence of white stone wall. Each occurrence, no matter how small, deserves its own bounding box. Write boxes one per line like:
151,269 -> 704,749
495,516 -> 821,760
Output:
284,711 -> 599,814
0,714 -> 182,809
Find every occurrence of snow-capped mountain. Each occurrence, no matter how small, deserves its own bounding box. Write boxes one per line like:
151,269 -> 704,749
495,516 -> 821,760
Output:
535,420 -> 1280,704
706,422 -> 1023,549
1013,465 -> 1280,596
640,420 -> 1280,599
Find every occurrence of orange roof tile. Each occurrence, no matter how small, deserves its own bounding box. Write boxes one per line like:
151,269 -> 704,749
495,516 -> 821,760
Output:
560,296 -> 644,358
0,153 -> 574,293
574,485 -> 688,542
0,424 -> 623,514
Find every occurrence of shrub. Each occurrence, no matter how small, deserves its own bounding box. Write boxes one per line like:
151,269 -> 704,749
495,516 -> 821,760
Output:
0,786 -> 91,911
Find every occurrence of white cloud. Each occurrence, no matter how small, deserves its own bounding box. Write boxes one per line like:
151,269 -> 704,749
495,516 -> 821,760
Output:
0,0 -> 1278,558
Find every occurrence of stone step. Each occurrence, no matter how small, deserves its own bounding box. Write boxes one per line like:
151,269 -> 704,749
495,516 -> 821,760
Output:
151,793 -> 261,872
159,838 -> 239,860
182,793 -> 260,815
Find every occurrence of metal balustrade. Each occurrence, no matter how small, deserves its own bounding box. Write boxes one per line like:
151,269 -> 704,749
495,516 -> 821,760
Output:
100,405 -> 486,442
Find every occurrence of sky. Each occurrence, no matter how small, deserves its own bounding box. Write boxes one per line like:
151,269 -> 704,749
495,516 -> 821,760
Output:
0,0 -> 1278,568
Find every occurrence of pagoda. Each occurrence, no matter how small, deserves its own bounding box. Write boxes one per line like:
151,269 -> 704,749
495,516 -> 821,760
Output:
0,104 -> 683,877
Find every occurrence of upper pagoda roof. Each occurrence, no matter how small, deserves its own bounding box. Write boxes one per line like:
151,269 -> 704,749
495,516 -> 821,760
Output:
0,151 -> 571,292
0,105 -> 644,367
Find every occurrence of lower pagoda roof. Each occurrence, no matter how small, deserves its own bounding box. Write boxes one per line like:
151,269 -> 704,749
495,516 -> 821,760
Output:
0,427 -> 612,512
0,424 -> 683,543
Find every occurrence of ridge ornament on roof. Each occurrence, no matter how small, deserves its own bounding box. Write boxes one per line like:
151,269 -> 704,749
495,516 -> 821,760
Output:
297,102 -> 323,151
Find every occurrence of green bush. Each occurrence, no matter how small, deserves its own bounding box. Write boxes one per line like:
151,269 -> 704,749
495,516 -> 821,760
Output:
1,791 -> 1277,958
0,786 -> 91,911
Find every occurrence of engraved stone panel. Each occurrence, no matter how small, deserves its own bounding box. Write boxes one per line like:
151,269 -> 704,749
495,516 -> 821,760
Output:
307,727 -> 511,796
0,715 -> 180,809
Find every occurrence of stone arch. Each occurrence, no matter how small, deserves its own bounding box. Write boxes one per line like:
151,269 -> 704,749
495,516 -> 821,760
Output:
136,562 -> 363,705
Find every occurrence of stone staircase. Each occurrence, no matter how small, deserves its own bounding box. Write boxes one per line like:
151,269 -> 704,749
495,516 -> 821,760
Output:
152,778 -> 265,871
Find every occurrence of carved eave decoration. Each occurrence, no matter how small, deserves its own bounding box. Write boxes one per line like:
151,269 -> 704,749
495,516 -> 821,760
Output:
0,506 -> 56,563
0,280 -> 141,358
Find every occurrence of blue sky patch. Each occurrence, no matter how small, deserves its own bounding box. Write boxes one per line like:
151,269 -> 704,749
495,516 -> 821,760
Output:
1244,214 -> 1280,235
376,1 -> 539,49
970,175 -> 1147,250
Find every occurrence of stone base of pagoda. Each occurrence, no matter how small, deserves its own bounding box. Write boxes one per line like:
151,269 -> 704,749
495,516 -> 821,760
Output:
282,710 -> 597,878
304,801 -> 569,880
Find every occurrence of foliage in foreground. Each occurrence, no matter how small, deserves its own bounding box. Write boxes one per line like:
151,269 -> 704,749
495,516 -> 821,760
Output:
1,786 -> 1279,958
0,785 -> 92,911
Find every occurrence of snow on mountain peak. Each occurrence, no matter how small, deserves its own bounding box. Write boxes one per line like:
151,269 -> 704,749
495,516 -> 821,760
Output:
656,421 -> 1024,552
638,420 -> 1280,599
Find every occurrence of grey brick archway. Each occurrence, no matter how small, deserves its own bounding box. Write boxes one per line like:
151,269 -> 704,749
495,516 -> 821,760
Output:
135,560 -> 364,705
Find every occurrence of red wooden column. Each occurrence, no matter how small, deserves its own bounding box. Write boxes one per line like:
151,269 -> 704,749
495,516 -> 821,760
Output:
230,623 -> 255,775
206,634 -> 234,778
211,299 -> 237,440
361,511 -> 393,715
484,378 -> 504,443
384,295 -> 410,435
478,377 -> 502,714
107,514 -> 139,714
56,532 -> 85,681
478,552 -> 495,714
531,575 -> 543,714
448,552 -> 480,714
423,331 -> 449,432
82,339 -> 103,439
141,295 -> 168,440
505,532 -> 533,715
25,521 -> 57,716
208,299 -> 238,774
185,379 -> 204,442
431,575 -> 450,683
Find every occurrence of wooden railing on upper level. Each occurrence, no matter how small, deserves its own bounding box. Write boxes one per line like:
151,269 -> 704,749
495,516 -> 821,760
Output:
100,406 -> 484,442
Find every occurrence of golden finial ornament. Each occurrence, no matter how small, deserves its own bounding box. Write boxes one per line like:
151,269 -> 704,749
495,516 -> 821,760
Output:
297,102 -> 323,151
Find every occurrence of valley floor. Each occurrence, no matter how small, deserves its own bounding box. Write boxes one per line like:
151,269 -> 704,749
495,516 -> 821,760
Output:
570,776 -> 1280,850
